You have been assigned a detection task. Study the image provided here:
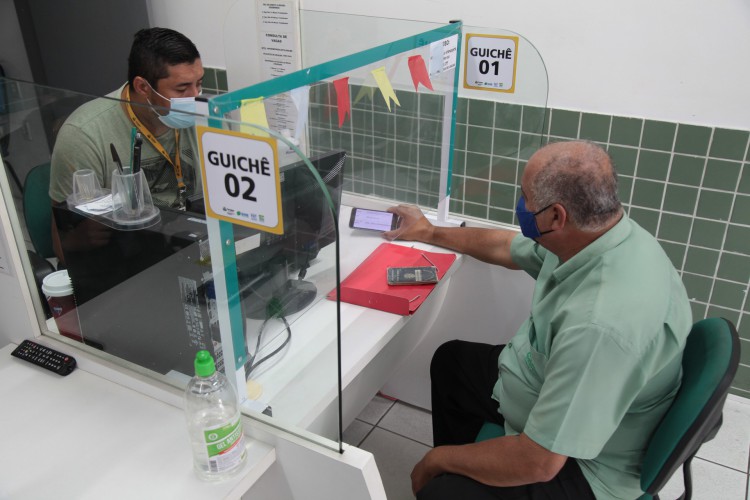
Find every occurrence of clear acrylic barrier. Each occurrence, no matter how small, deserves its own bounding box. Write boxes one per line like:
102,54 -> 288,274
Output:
224,10 -> 549,224
217,17 -> 461,451
0,76 -> 343,451
221,15 -> 462,221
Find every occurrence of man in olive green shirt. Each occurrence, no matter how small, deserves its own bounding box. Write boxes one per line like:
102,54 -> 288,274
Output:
49,28 -> 204,263
385,140 -> 691,500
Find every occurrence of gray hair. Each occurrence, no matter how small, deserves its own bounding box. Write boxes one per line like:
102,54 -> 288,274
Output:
530,141 -> 622,232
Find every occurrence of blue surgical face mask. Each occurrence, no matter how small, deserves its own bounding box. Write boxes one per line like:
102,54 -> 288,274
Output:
516,196 -> 554,239
147,83 -> 200,129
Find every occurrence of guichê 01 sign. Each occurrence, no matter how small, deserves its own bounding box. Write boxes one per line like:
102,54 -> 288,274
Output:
464,34 -> 519,93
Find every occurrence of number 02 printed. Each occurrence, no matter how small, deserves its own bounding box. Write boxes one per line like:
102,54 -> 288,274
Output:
464,34 -> 519,93
196,126 -> 284,234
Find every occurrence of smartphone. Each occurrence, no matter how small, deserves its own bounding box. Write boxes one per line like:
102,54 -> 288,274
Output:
349,207 -> 400,232
387,266 -> 439,285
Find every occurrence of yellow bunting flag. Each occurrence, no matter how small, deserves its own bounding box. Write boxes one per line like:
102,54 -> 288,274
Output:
240,97 -> 270,137
353,85 -> 376,106
371,67 -> 400,111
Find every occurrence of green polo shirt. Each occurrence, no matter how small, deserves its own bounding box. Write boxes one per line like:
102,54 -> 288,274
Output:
493,214 -> 691,500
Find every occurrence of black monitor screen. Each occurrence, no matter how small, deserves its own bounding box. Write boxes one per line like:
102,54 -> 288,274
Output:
235,149 -> 346,319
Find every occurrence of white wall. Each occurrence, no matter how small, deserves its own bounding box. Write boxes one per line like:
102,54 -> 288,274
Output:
145,0 -> 750,130
0,161 -> 39,349
147,0 -> 237,71
297,0 -> 750,130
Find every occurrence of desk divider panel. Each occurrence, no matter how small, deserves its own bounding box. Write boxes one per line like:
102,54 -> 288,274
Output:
210,19 -> 462,452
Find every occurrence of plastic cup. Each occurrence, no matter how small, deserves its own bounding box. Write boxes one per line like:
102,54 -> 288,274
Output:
41,270 -> 83,343
72,169 -> 105,203
111,168 -> 158,225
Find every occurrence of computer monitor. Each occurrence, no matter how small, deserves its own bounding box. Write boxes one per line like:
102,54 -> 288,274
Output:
235,149 -> 346,319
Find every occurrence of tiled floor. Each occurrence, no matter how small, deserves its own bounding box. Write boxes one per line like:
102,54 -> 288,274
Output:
344,394 -> 750,500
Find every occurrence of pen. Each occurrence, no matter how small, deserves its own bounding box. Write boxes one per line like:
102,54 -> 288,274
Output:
129,126 -> 136,167
110,143 -> 124,173
132,132 -> 142,175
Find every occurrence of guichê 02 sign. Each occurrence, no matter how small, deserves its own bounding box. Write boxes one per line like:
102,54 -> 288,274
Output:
197,125 -> 283,234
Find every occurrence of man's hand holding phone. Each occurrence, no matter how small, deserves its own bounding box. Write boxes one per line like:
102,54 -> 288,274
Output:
382,204 -> 434,243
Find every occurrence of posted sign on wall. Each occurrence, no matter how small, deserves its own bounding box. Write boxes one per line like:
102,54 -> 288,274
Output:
463,34 -> 519,93
197,126 -> 284,234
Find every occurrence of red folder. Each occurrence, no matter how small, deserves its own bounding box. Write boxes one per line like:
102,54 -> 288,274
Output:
328,243 -> 457,315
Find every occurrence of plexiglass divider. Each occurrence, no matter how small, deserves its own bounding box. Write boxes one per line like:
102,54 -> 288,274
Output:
193,105 -> 346,451
0,76 -> 346,451
219,20 -> 462,217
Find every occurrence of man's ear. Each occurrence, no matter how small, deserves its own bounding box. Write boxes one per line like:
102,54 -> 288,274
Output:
131,76 -> 152,97
549,203 -> 567,231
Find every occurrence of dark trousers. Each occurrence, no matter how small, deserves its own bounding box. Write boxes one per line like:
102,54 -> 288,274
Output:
418,340 -> 596,500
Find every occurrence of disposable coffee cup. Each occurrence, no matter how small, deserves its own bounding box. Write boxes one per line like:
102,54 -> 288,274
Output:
42,270 -> 83,343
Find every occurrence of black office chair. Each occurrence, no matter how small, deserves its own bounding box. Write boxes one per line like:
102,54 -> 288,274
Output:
22,162 -> 56,316
638,317 -> 740,499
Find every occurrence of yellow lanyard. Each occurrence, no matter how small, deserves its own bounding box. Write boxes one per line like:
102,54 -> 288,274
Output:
123,86 -> 185,190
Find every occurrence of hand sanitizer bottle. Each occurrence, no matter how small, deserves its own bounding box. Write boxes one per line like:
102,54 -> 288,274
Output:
185,350 -> 247,480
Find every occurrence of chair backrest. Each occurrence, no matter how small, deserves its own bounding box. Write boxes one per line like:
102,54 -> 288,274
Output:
22,162 -> 55,259
640,317 -> 740,495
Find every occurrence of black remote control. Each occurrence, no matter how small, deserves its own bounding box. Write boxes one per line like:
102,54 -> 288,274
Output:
11,339 -> 77,376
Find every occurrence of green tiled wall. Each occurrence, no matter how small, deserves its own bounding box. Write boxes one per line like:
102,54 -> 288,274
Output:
309,87 -> 750,396
309,83 -> 445,207
202,67 -> 228,95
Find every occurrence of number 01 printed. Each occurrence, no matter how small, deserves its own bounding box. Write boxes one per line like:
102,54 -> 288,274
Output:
464,34 -> 519,93
197,126 -> 284,234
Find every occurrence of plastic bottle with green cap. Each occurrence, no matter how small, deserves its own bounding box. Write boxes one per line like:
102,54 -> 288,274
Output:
184,350 -> 247,480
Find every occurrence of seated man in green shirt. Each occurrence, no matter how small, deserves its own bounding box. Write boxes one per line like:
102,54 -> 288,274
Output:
385,140 -> 692,500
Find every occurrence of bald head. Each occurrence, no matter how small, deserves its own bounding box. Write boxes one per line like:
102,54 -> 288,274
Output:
526,141 -> 622,232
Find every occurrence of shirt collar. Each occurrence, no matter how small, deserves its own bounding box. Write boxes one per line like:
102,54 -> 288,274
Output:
551,212 -> 632,282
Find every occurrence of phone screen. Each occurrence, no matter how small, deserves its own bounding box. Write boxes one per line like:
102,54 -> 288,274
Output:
349,208 -> 398,231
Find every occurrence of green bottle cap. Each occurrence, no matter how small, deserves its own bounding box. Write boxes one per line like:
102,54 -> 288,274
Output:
194,350 -> 216,377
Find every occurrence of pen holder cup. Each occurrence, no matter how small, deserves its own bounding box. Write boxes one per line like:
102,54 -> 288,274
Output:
72,169 -> 106,204
111,169 -> 157,224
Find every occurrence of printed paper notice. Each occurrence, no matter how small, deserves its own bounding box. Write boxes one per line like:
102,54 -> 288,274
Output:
463,34 -> 519,93
256,1 -> 301,134
429,35 -> 458,77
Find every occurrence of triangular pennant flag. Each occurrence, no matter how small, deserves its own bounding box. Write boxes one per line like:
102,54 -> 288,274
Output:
289,86 -> 310,141
240,97 -> 270,137
333,77 -> 351,128
371,67 -> 400,111
408,55 -> 434,92
353,85 -> 375,105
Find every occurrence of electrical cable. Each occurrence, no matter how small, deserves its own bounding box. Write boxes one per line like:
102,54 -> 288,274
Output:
244,313 -> 291,379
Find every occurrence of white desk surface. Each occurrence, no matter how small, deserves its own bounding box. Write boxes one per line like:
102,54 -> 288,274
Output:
0,343 -> 275,500
242,204 -> 462,430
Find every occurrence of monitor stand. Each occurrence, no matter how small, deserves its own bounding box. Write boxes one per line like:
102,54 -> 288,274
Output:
241,266 -> 318,320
